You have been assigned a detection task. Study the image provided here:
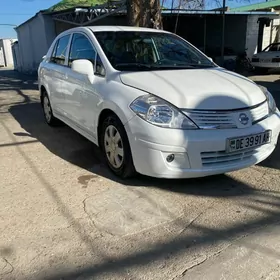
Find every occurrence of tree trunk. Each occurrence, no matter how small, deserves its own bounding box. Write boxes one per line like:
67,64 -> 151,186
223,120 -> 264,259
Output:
127,0 -> 163,29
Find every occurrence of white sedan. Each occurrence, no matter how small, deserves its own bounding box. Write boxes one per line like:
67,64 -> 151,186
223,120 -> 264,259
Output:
252,42 -> 280,73
38,26 -> 280,179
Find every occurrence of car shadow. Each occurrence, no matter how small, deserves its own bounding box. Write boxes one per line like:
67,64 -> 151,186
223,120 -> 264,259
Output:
251,78 -> 280,170
0,69 -> 38,91
9,101 -> 264,198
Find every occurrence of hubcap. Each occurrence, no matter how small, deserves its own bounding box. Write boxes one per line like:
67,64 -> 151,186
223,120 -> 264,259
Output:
104,125 -> 124,169
43,96 -> 51,122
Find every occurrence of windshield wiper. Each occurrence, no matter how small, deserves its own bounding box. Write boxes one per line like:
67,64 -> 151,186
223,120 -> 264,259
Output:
188,64 -> 215,68
156,64 -> 195,69
114,62 -> 213,71
115,63 -> 153,70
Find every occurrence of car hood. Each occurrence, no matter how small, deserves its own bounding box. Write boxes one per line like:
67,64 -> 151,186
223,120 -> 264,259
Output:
120,68 -> 266,110
254,51 -> 280,58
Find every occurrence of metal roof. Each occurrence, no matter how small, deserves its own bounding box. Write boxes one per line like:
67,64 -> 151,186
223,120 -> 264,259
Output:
162,9 -> 278,15
48,0 -> 107,12
230,0 -> 280,12
87,25 -> 170,32
15,5 -> 279,30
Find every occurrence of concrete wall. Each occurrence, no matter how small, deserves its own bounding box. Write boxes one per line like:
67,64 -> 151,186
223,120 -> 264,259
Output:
246,16 -> 280,58
12,42 -> 20,71
16,13 -> 56,74
245,15 -> 259,58
0,39 -> 16,67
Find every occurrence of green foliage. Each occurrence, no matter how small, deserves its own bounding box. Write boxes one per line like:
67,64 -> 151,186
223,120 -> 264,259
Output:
48,0 -> 107,12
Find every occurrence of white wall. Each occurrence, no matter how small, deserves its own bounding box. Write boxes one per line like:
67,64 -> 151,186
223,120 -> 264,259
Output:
245,15 -> 259,58
16,13 -> 56,74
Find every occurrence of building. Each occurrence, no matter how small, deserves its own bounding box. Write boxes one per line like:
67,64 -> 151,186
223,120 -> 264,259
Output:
231,0 -> 280,53
0,39 -> 17,68
230,0 -> 280,12
14,0 -> 280,74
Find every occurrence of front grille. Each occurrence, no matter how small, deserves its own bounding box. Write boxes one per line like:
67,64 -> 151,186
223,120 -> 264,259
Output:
183,101 -> 268,129
201,149 -> 257,167
185,111 -> 236,129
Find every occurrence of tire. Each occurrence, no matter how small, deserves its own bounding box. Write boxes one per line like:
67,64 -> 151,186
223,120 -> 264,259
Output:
254,67 -> 269,75
41,91 -> 60,126
100,114 -> 136,178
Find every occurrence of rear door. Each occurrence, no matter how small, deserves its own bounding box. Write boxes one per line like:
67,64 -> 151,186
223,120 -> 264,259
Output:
47,34 -> 71,115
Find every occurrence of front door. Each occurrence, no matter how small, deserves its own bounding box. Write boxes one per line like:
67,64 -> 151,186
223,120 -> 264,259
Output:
64,33 -> 102,138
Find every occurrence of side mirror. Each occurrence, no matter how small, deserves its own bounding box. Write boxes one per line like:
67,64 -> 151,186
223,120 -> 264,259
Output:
71,59 -> 94,83
42,55 -> 46,60
208,56 -> 213,62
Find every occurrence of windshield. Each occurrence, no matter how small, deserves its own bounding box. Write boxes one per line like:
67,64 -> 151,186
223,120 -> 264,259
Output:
263,43 -> 280,52
94,31 -> 215,71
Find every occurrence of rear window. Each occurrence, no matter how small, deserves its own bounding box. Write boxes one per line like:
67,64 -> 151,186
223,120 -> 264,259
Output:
51,35 -> 70,65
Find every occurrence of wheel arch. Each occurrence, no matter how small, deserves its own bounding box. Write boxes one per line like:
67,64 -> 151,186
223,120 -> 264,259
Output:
97,104 -> 134,147
97,109 -> 120,147
40,85 -> 47,104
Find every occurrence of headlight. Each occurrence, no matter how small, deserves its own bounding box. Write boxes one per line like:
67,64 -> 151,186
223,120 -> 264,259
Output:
129,95 -> 198,129
259,85 -> 276,113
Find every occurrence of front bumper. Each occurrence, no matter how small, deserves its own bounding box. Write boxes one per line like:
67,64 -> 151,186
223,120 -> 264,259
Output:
125,110 -> 280,178
252,62 -> 280,69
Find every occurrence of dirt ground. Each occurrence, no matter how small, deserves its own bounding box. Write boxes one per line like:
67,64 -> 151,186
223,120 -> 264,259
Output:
0,69 -> 280,280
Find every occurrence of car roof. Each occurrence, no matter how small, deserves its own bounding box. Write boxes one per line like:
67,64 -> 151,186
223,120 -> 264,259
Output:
86,26 -> 170,33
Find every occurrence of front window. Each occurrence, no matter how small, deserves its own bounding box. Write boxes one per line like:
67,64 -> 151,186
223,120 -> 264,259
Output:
94,31 -> 214,71
69,33 -> 96,67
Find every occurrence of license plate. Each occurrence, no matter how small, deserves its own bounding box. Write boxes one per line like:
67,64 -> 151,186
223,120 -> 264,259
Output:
226,131 -> 271,153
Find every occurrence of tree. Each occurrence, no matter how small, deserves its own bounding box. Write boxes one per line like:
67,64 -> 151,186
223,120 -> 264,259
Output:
127,0 -> 163,29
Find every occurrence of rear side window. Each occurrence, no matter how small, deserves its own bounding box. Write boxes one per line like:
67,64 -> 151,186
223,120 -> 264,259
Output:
51,35 -> 70,65
69,33 -> 96,66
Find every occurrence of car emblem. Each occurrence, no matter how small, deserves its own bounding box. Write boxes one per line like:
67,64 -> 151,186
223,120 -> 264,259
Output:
239,113 -> 249,125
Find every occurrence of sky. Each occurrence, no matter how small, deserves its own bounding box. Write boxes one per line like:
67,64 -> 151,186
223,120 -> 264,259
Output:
0,0 -> 60,38
0,0 -> 268,39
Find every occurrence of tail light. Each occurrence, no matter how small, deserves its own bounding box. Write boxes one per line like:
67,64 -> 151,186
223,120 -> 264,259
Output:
252,58 -> 259,62
272,57 -> 280,62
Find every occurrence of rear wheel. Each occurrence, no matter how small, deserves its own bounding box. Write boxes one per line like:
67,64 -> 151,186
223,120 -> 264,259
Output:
42,92 -> 60,126
101,114 -> 135,178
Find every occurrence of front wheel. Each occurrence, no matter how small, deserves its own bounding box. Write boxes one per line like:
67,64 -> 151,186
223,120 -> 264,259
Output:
42,92 -> 60,126
101,114 -> 135,179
